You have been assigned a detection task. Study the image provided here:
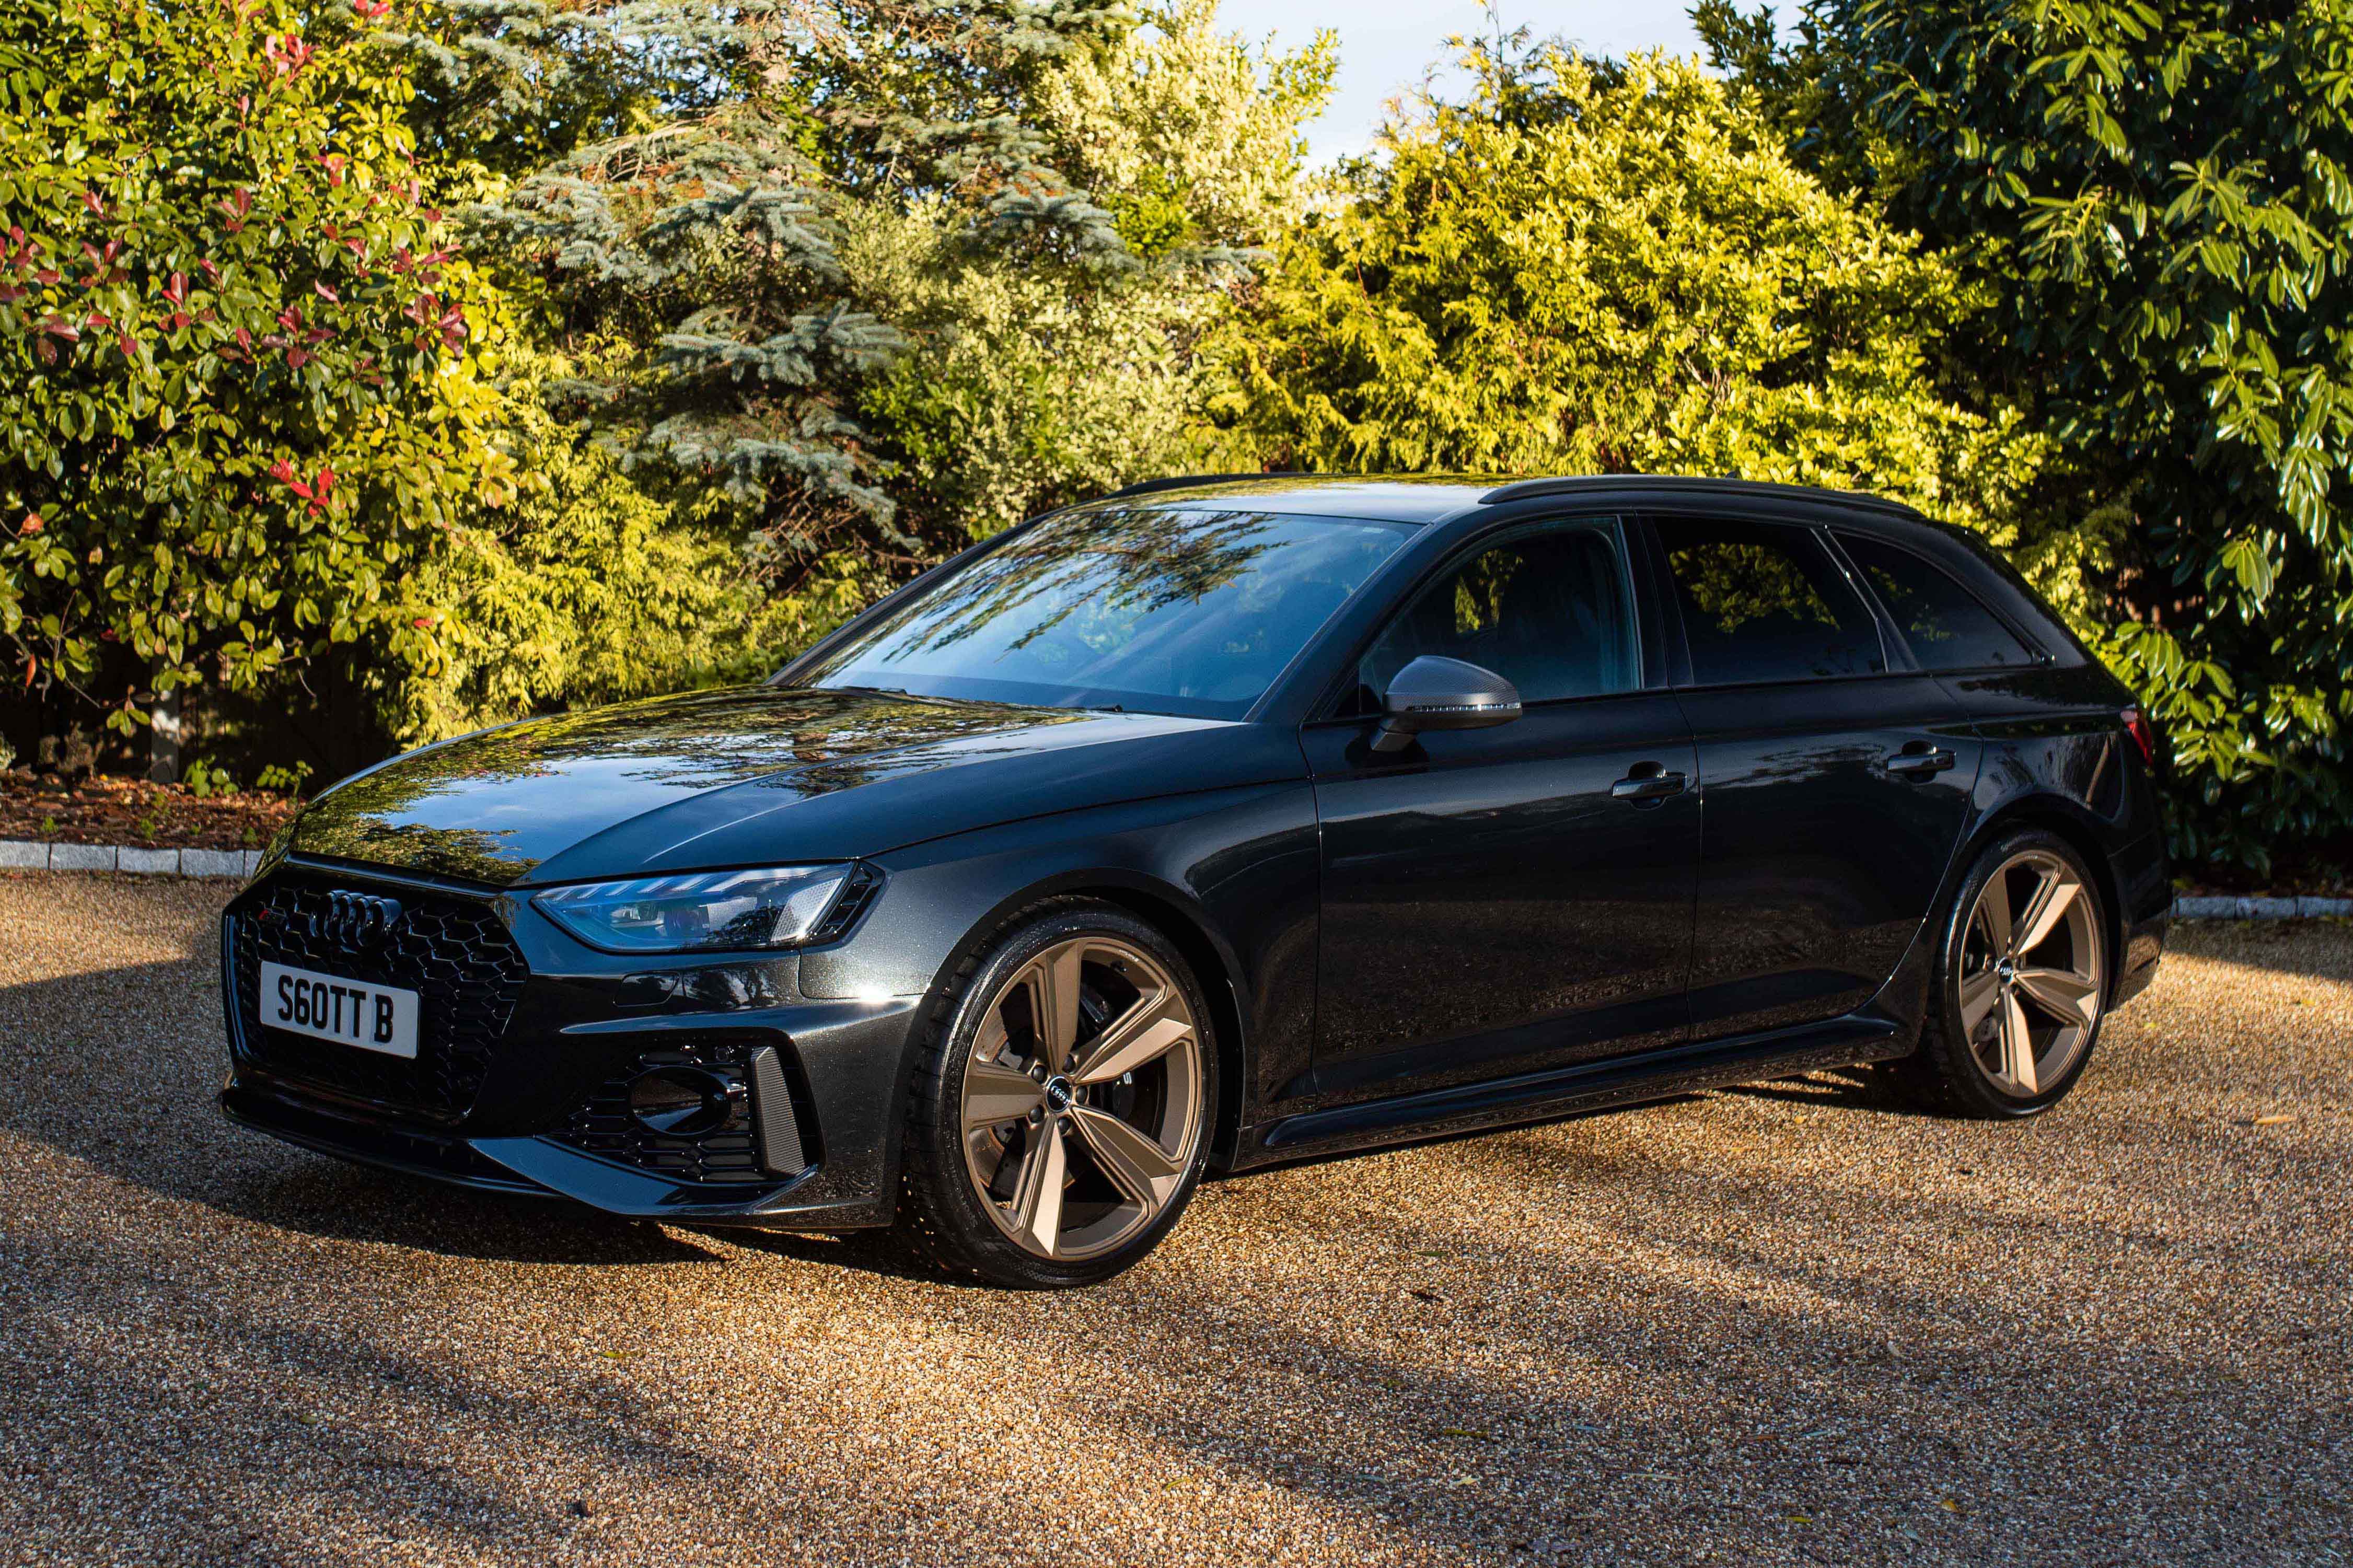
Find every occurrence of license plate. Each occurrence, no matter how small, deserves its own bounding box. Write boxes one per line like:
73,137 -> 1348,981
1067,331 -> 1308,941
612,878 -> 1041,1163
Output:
258,961 -> 420,1059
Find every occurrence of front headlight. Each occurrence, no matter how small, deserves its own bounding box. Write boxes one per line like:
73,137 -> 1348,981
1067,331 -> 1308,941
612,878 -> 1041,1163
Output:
531,864 -> 862,954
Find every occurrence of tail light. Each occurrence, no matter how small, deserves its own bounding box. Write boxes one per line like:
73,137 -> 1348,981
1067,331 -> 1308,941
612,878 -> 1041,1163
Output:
2120,706 -> 2158,768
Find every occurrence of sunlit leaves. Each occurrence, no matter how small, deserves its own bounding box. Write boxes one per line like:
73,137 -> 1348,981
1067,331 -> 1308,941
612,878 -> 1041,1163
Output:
0,0 -> 507,732
1215,44 -> 2047,541
1706,0 -> 2353,870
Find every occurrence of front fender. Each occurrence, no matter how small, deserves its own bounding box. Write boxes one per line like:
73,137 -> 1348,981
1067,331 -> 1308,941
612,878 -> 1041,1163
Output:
797,780 -> 1323,1183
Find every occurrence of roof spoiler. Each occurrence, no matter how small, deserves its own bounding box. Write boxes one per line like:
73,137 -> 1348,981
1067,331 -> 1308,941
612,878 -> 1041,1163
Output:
1479,474 -> 1921,515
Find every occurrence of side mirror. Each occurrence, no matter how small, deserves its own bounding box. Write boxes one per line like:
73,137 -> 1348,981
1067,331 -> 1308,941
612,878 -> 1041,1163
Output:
1370,656 -> 1523,754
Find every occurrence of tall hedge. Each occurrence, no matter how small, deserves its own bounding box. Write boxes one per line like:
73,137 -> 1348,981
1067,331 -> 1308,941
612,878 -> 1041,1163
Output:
1702,0 -> 2353,872
1214,41 -> 2059,570
0,0 -> 508,740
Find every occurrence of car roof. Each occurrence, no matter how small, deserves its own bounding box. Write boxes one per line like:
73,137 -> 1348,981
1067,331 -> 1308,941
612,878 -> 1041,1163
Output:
1090,475 -> 1500,522
1092,473 -> 1926,526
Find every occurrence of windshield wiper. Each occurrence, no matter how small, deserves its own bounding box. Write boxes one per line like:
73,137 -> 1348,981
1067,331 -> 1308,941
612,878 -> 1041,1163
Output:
825,683 -> 1003,710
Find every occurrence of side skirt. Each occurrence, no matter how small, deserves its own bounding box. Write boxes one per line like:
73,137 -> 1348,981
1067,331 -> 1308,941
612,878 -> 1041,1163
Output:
1235,1014 -> 1907,1167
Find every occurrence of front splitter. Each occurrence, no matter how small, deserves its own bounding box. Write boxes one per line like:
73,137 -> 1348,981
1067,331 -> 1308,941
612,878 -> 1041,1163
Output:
221,1081 -> 892,1230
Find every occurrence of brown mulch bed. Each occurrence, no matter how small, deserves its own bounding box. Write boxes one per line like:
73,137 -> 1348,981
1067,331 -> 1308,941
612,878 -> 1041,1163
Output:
2180,843 -> 2353,899
0,773 -> 301,851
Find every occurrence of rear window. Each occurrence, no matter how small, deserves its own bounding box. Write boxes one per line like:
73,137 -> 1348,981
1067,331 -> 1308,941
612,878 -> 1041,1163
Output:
1655,516 -> 1886,685
1838,533 -> 2036,671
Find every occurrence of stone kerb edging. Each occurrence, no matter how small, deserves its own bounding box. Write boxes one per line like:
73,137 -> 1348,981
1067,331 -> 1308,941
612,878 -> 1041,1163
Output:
0,840 -> 265,878
2172,894 -> 2352,919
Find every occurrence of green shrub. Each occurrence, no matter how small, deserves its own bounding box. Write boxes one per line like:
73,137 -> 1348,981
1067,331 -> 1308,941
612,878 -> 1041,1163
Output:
1702,0 -> 2353,873
182,756 -> 236,799
1212,41 -> 2051,552
0,0 -> 511,739
253,761 -> 311,796
386,360 -> 822,744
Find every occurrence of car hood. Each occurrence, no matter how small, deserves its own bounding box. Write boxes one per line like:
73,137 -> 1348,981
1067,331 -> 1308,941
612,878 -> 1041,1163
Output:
287,686 -> 1298,888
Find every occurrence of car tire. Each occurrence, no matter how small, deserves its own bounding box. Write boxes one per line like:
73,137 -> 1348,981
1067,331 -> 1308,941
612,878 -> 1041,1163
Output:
895,900 -> 1219,1288
1886,828 -> 2111,1120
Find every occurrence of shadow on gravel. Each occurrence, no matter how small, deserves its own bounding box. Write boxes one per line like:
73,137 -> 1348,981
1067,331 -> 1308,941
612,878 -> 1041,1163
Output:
7,889 -> 2352,1565
2,1227 -> 756,1563
1120,1134 -> 2343,1553
1713,1066 -> 1905,1113
694,1223 -> 946,1283
813,1137 -> 2353,1565
220,1159 -> 735,1266
0,953 -> 724,1269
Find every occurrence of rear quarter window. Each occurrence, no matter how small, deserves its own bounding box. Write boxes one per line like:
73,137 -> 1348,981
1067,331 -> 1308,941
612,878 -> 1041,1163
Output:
1837,532 -> 2037,671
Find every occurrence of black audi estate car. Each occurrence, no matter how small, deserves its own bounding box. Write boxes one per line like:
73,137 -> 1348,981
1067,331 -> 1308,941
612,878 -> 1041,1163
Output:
221,475 -> 2170,1287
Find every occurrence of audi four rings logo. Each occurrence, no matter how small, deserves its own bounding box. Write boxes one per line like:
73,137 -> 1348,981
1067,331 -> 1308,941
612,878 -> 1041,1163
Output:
310,891 -> 404,948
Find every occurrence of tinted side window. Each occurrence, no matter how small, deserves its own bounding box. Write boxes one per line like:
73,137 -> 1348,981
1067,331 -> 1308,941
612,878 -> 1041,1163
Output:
1356,521 -> 1638,708
1838,532 -> 2035,670
1655,516 -> 1885,685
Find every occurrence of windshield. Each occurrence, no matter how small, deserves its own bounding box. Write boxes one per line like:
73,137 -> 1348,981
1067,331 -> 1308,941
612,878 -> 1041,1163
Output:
794,507 -> 1416,718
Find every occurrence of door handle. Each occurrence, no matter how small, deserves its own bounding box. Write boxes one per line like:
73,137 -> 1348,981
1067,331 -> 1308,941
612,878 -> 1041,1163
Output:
1885,746 -> 1957,776
1612,765 -> 1688,802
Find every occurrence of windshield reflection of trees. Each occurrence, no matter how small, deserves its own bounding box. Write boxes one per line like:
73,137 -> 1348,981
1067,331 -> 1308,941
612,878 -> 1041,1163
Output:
840,507 -> 1286,666
295,815 -> 528,885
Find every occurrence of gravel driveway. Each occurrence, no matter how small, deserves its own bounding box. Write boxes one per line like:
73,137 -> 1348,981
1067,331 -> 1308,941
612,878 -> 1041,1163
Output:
3,874 -> 2347,1567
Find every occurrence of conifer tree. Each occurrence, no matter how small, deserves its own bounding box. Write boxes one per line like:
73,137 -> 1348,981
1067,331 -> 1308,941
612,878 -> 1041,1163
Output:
431,1 -> 1280,587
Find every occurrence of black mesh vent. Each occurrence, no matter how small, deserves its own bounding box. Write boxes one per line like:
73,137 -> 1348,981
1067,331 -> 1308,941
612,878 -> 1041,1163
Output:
806,864 -> 882,945
557,1035 -> 784,1186
230,874 -> 527,1121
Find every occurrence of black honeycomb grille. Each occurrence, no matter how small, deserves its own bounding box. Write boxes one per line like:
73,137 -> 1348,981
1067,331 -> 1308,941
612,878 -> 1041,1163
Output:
557,1036 -> 771,1186
230,875 -> 527,1121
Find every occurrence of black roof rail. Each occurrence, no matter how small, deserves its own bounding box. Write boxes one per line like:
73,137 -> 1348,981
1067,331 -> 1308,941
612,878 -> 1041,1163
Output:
1478,474 -> 1922,516
1100,471 -> 1310,501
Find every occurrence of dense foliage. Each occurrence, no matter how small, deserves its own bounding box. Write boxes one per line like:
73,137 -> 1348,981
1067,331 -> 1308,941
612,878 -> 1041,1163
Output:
387,356 -> 786,742
1700,0 -> 2353,869
439,0 -> 1332,648
0,0 -> 507,737
1,0 -> 1332,759
864,0 -> 1337,541
1214,42 -> 2054,565
5,0 -> 2346,876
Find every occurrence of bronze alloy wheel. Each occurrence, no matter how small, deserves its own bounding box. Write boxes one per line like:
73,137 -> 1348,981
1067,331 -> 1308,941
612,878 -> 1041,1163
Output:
956,933 -> 1207,1261
897,902 -> 1219,1286
1956,846 -> 2105,1098
1890,827 -> 2112,1119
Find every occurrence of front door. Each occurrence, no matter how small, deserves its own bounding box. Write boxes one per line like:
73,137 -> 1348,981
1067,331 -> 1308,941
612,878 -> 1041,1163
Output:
1646,513 -> 1983,1039
1304,517 -> 1700,1105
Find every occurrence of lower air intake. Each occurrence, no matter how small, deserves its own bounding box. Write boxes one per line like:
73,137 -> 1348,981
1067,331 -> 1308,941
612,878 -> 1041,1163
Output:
560,1033 -> 810,1184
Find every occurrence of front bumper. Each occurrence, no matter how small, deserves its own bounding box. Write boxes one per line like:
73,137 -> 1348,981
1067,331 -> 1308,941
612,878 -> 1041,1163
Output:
218,857 -> 921,1230
220,1078 -> 897,1225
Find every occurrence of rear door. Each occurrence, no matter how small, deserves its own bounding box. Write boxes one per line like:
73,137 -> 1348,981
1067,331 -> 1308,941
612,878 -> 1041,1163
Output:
1303,516 -> 1700,1102
1645,512 -> 1981,1039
